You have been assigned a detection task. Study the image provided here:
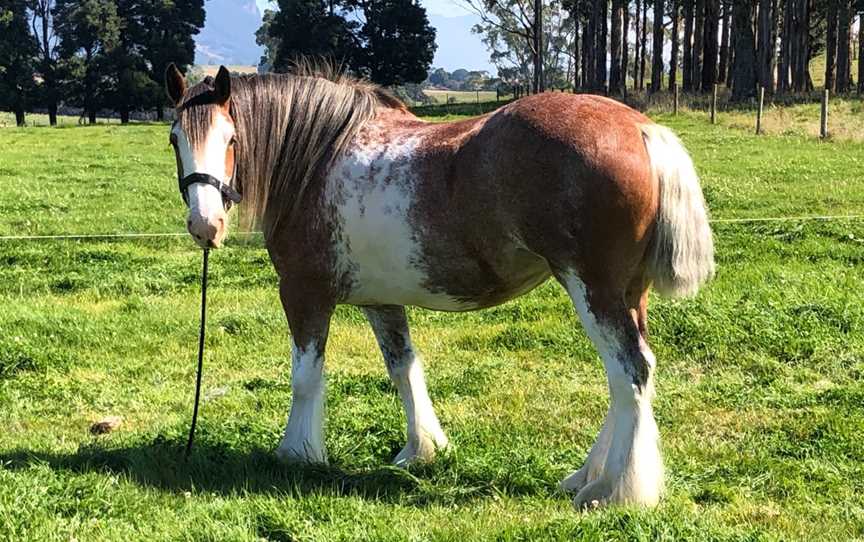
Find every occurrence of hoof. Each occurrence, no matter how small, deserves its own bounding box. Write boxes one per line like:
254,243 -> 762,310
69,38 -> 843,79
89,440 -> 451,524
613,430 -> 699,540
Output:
559,467 -> 589,494
276,441 -> 327,465
572,475 -> 662,510
573,479 -> 614,510
393,432 -> 449,467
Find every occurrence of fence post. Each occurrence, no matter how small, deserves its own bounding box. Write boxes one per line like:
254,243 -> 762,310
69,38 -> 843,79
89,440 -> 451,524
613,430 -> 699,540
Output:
821,89 -> 829,139
711,83 -> 718,124
756,86 -> 765,135
673,83 -> 679,116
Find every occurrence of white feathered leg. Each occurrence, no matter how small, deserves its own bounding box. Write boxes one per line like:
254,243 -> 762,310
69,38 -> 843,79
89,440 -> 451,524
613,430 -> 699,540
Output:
559,271 -> 664,508
276,340 -> 327,464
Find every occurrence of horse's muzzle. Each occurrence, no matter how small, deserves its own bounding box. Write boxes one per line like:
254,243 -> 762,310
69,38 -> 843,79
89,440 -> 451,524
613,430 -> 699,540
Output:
187,212 -> 226,249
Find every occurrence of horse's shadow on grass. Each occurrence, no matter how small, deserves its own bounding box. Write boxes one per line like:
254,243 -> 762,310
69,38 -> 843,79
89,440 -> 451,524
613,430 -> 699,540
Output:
0,435 -> 542,505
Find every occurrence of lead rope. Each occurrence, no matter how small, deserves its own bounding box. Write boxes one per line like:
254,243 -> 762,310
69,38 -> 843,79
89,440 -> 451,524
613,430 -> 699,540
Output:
185,248 -> 210,457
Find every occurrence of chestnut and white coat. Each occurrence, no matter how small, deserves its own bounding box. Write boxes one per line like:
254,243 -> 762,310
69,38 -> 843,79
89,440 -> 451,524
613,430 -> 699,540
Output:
165,64 -> 714,509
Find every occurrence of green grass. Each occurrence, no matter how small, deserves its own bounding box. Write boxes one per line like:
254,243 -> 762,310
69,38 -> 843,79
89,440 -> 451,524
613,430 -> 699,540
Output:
423,89 -> 502,104
0,112 -> 863,541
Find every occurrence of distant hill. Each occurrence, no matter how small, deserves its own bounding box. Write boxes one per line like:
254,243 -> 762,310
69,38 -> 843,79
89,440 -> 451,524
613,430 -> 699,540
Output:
195,0 -> 264,66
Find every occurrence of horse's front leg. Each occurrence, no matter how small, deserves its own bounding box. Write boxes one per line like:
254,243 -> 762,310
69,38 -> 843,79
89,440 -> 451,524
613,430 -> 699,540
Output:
363,305 -> 448,465
276,279 -> 334,464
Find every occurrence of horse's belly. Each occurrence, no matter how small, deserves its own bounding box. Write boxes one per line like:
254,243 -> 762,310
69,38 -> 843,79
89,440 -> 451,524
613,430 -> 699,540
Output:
333,201 -> 478,310
329,131 -> 550,311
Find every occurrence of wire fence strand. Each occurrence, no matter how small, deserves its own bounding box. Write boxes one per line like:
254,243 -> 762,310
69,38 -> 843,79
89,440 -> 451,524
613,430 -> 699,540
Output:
0,215 -> 861,241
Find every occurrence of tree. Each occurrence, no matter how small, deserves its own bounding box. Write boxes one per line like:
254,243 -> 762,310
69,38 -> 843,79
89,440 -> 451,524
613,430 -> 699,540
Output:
718,0 -> 731,82
835,0 -> 852,92
135,0 -> 205,120
256,8 -> 279,68
756,0 -> 775,92
639,0 -> 648,88
701,0 -> 718,91
683,0 -> 694,90
352,0 -> 438,86
610,0 -> 624,93
267,0 -> 358,71
0,0 -> 37,126
54,0 -> 121,124
825,0 -> 838,90
670,0 -> 680,90
650,0 -> 663,92
692,0 -> 704,89
265,0 -> 436,87
858,10 -> 863,93
730,0 -> 757,99
465,0 -> 546,92
28,0 -> 60,125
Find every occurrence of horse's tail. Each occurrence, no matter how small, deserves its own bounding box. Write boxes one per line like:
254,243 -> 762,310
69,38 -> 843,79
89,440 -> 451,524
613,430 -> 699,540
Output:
640,123 -> 715,298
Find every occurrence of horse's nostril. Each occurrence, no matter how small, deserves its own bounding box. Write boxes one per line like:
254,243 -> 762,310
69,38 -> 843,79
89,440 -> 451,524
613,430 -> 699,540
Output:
187,219 -> 192,228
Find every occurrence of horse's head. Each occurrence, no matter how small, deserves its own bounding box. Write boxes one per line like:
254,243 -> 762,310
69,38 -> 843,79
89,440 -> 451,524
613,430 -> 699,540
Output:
165,64 -> 241,249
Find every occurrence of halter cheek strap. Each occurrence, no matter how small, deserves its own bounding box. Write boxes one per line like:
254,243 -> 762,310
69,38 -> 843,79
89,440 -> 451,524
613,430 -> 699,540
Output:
179,173 -> 243,209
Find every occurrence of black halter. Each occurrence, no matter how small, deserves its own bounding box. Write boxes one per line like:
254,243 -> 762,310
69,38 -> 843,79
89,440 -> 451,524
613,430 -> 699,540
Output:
178,172 -> 243,210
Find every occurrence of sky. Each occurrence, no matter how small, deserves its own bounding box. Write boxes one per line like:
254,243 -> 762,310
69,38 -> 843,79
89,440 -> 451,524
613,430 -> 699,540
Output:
253,0 -> 495,73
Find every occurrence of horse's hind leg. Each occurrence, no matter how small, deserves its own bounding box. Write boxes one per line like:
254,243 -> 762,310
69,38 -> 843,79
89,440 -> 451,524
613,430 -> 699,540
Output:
557,270 -> 663,507
363,305 -> 449,465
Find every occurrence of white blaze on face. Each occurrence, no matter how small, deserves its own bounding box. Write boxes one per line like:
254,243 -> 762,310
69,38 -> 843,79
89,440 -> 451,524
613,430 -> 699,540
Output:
172,111 -> 235,247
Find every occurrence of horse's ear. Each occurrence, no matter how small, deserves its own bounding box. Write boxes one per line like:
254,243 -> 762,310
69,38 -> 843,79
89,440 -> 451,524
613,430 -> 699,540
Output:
214,65 -> 231,104
165,63 -> 186,106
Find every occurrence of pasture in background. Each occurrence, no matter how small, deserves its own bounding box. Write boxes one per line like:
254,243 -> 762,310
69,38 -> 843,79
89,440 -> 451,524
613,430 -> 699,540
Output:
0,110 -> 862,540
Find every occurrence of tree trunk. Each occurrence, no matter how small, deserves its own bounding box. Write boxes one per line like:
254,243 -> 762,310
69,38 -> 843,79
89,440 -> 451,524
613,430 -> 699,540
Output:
718,0 -> 731,83
89,109 -> 97,124
611,0 -> 625,93
48,103 -> 57,127
651,0 -> 664,92
727,0 -> 737,86
120,109 -> 130,124
623,0 -> 631,89
778,0 -> 791,91
573,7 -> 581,89
858,13 -> 864,94
701,0 -> 719,91
670,0 -> 681,90
15,107 -> 26,127
793,0 -> 809,92
634,0 -> 642,87
693,0 -> 705,90
597,0 -> 609,91
584,9 -> 594,89
731,0 -> 757,100
836,0 -> 851,93
683,0 -> 694,90
533,0 -> 544,93
640,0 -> 648,89
825,0 -> 838,91
156,105 -> 165,122
756,0 -> 774,92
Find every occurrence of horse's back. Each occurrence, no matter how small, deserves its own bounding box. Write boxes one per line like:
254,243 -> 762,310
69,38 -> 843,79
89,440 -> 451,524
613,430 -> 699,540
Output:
327,94 -> 661,310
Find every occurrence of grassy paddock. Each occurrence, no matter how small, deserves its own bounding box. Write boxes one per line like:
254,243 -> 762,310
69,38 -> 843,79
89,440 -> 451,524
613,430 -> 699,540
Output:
0,113 -> 862,541
422,89 -> 501,104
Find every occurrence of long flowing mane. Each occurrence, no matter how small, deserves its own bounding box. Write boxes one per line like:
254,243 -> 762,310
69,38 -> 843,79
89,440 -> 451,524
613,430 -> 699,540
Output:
181,64 -> 406,234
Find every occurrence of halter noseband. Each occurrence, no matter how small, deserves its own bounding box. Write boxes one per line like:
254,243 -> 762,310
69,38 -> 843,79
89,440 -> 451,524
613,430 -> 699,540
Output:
178,172 -> 243,210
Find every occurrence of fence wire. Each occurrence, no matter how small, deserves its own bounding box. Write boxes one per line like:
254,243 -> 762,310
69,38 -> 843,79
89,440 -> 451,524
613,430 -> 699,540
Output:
0,215 -> 861,242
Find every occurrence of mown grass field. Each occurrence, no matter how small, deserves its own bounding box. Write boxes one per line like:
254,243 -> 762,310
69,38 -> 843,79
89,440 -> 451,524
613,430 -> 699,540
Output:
0,106 -> 862,541
422,89 -> 502,104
